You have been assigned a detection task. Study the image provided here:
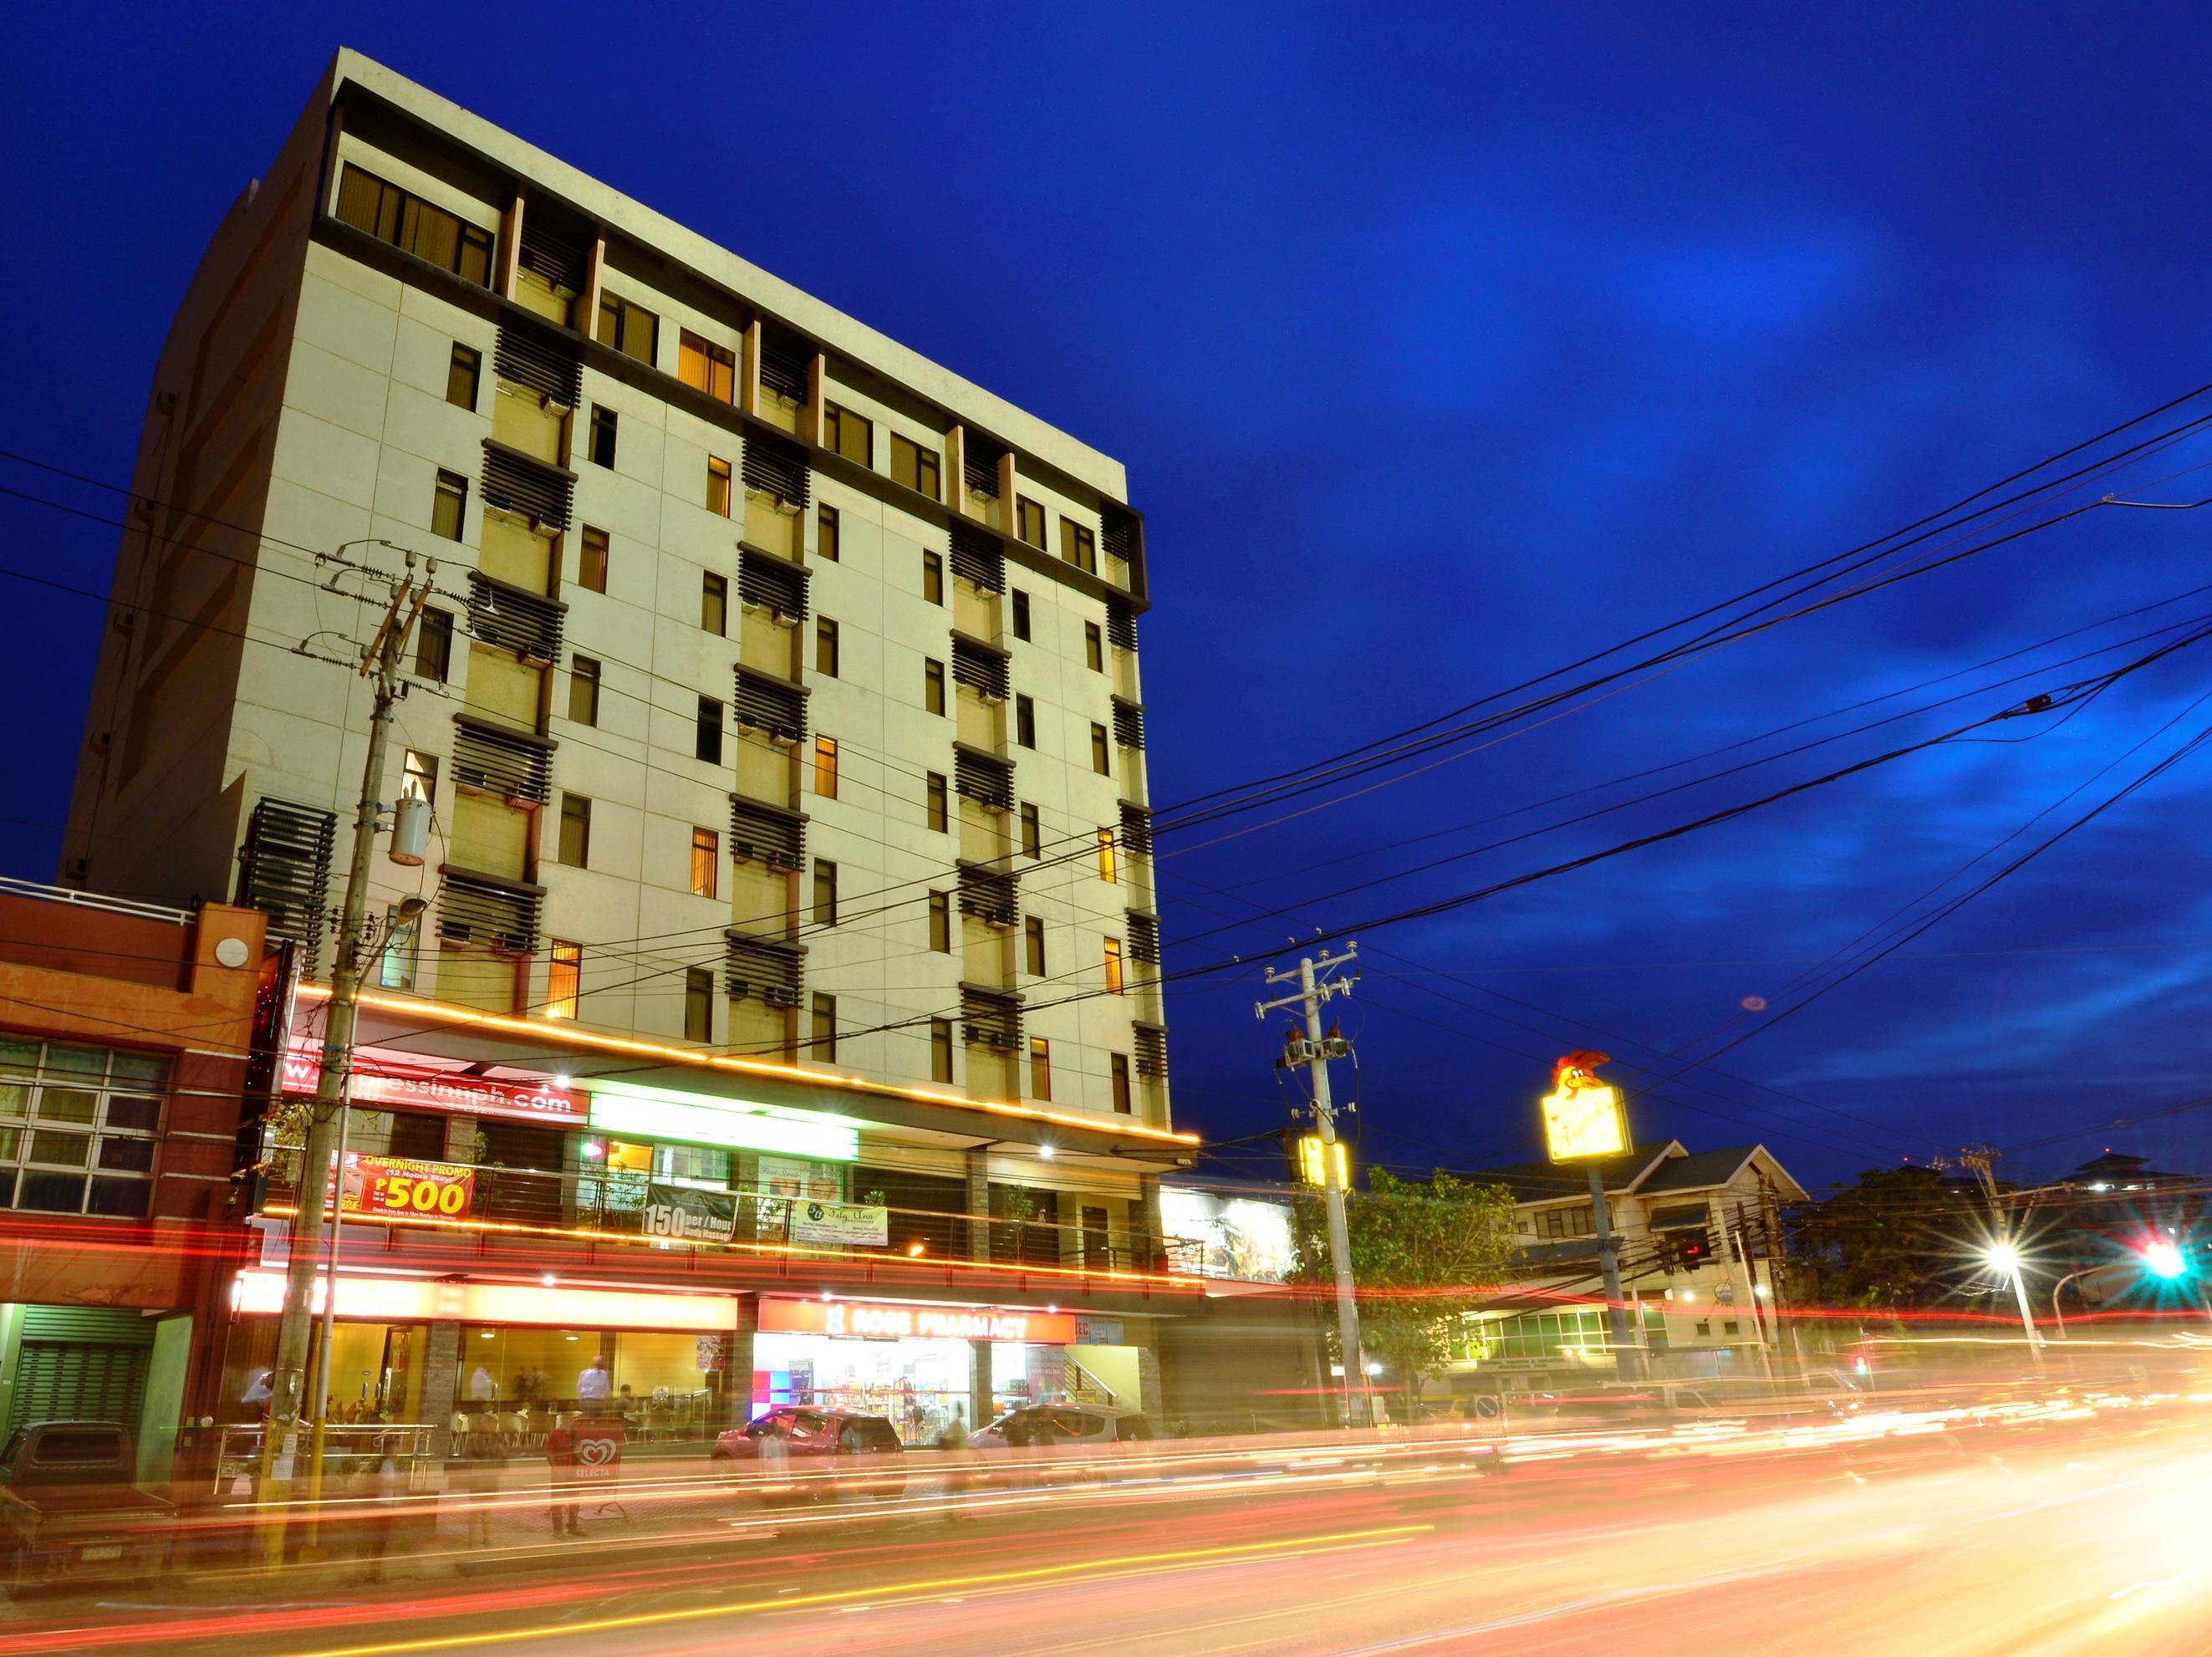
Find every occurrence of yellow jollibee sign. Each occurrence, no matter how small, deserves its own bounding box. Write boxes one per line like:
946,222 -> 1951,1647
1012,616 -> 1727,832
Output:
1541,1051 -> 1628,1162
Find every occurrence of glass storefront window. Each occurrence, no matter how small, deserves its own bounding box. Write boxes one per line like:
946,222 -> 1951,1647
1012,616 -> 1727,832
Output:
218,1318 -> 428,1425
753,1333 -> 973,1444
453,1327 -> 731,1443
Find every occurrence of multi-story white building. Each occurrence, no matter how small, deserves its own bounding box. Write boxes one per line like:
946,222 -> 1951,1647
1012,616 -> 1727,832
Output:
55,50 -> 1235,1442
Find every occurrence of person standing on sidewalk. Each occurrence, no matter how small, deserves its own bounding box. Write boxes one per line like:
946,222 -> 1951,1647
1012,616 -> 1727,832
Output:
455,1425 -> 505,1547
544,1415 -> 581,1537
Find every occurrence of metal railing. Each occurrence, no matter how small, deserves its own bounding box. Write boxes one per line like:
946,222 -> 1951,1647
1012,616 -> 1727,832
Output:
212,1423 -> 439,1496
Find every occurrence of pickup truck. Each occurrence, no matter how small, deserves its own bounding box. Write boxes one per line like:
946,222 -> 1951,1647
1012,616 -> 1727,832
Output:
0,1422 -> 174,1592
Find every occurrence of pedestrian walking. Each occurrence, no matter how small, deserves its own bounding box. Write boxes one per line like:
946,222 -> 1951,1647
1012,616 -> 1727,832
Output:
453,1425 -> 505,1547
355,1437 -> 405,1583
544,1416 -> 582,1536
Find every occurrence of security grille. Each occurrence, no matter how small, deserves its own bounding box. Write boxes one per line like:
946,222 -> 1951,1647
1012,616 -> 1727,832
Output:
235,797 -> 336,978
1119,803 -> 1154,858
1126,910 -> 1160,966
726,932 -> 804,1006
738,548 -> 809,621
1112,696 -> 1146,751
8,1308 -> 156,1436
467,570 -> 566,663
480,440 -> 574,531
961,986 -> 1023,1050
956,861 -> 1018,928
950,526 -> 1005,594
493,321 -> 583,408
954,745 -> 1014,813
1107,601 -> 1139,653
729,796 -> 806,869
438,871 -> 543,955
452,715 -> 554,804
733,665 -> 807,744
1134,1022 -> 1169,1079
951,634 -> 1011,701
742,434 -> 810,507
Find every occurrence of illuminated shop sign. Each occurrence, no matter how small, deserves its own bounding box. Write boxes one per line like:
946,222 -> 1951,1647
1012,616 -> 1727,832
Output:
757,1297 -> 1079,1344
231,1270 -> 736,1330
341,1153 -> 475,1220
586,1078 -> 859,1161
284,1041 -> 584,1126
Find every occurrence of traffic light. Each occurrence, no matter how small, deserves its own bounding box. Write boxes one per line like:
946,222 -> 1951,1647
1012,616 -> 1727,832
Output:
1287,1131 -> 1349,1190
1664,1229 -> 1715,1272
2142,1239 -> 2187,1280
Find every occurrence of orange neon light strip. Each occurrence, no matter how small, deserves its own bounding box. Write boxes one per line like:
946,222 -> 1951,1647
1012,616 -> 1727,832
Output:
296,983 -> 1197,1145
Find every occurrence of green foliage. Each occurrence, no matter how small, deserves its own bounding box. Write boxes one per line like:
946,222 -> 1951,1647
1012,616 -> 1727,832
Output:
1790,1165 -> 1975,1311
1290,1167 -> 1518,1401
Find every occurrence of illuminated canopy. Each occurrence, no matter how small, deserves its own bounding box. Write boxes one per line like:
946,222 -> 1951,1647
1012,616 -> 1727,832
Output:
585,1077 -> 859,1161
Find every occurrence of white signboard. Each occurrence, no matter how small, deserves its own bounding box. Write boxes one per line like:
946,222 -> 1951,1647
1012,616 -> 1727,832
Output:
1159,1189 -> 1294,1283
788,1200 -> 889,1246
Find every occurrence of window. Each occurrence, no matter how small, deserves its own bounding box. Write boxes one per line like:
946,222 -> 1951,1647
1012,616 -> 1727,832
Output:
1020,803 -> 1042,859
1085,622 -> 1103,672
446,343 -> 481,410
558,793 -> 592,867
380,904 -> 420,992
1028,1037 -> 1052,1101
1090,723 -> 1111,776
691,827 -> 719,899
596,293 -> 659,365
818,503 -> 840,562
568,655 -> 601,726
812,735 -> 840,798
810,616 -> 840,678
1110,1053 -> 1132,1114
400,749 -> 438,803
696,696 -> 723,764
685,968 -> 713,1043
547,941 -> 581,1020
1695,1320 -> 1712,1338
589,406 -> 618,467
415,609 -> 453,681
1024,915 -> 1046,977
928,890 -> 951,953
1015,695 -> 1036,749
1012,589 -> 1032,640
0,1039 -> 168,1218
891,433 -> 940,500
813,859 -> 838,925
924,659 -> 945,716
823,403 -> 872,465
332,164 -> 492,285
930,1017 -> 954,1083
926,772 -> 949,833
1103,936 -> 1124,994
1017,497 -> 1047,548
1061,517 -> 1097,574
922,549 -> 944,605
810,993 -> 838,1061
706,456 -> 732,517
431,468 -> 467,540
1097,828 -> 1116,883
701,572 -> 728,635
578,525 -> 609,592
678,329 -> 736,401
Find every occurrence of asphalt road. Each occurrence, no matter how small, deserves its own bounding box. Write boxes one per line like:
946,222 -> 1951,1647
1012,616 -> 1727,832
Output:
14,1398 -> 2212,1655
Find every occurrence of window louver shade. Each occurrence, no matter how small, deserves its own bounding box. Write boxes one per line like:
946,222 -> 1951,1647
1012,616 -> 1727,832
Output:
950,527 -> 1005,594
438,870 -> 543,955
235,797 -> 337,979
738,548 -> 809,620
758,334 -> 813,402
741,436 -> 810,507
480,440 -> 575,532
733,665 -> 807,742
1126,910 -> 1160,966
951,634 -> 1011,701
953,745 -> 1014,812
1134,1022 -> 1169,1079
1112,696 -> 1146,750
452,714 -> 555,803
729,796 -> 807,869
468,570 -> 566,663
1119,803 -> 1154,857
1103,515 -> 1136,566
1107,601 -> 1139,653
961,985 -> 1023,1049
726,932 -> 804,1006
493,322 -> 582,408
956,861 -> 1018,927
517,218 -> 588,294
962,446 -> 1002,497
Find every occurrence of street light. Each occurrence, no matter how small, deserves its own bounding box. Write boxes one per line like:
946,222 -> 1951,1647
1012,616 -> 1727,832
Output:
1983,1239 -> 2045,1365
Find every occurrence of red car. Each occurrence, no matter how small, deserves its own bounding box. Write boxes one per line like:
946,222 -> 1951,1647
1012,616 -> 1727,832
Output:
711,1407 -> 906,1502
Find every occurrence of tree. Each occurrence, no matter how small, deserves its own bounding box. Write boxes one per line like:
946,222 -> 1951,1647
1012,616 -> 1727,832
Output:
1290,1168 -> 1517,1411
1789,1165 -> 1980,1311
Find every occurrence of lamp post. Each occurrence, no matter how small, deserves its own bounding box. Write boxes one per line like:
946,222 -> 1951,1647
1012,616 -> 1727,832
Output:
1985,1241 -> 2045,1366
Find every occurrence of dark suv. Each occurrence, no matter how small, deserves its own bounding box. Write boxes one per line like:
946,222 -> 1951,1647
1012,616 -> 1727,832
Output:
711,1407 -> 906,1501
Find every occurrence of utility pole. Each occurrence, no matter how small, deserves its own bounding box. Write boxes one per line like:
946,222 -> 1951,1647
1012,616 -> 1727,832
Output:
1957,1145 -> 2046,1369
1584,1163 -> 1637,1381
258,553 -> 434,1564
1257,944 -> 1368,1429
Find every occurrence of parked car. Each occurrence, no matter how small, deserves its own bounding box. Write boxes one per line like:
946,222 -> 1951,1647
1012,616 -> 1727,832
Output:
0,1422 -> 173,1593
969,1405 -> 1154,1450
710,1407 -> 905,1501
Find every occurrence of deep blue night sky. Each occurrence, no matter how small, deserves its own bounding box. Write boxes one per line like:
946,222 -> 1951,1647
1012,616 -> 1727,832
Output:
6,6 -> 2212,1194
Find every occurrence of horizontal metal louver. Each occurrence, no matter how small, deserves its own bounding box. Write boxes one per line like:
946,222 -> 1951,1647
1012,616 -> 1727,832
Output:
480,440 -> 575,532
517,218 -> 588,294
451,714 -> 555,804
1112,696 -> 1146,751
951,634 -> 1011,701
438,870 -> 543,955
467,570 -> 566,663
729,796 -> 806,869
950,527 -> 1005,594
960,985 -> 1022,1049
738,548 -> 808,620
235,797 -> 336,979
1134,1022 -> 1168,1078
758,333 -> 813,402
1107,601 -> 1139,653
1103,515 -> 1136,566
953,745 -> 1014,812
493,322 -> 582,407
726,931 -> 804,1007
1126,910 -> 1161,966
733,665 -> 807,743
956,861 -> 1018,927
962,444 -> 1002,497
741,435 -> 810,507
1119,803 -> 1154,858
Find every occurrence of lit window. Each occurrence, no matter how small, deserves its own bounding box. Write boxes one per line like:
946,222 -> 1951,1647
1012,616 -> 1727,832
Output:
678,329 -> 736,401
1110,1054 -> 1132,1114
813,736 -> 840,799
691,827 -> 719,899
1097,828 -> 1116,883
431,469 -> 467,541
1103,936 -> 1124,995
1061,517 -> 1097,574
400,750 -> 438,803
1090,723 -> 1111,776
1029,1037 -> 1052,1102
1016,497 -> 1047,548
1085,622 -> 1103,672
578,525 -> 609,592
706,456 -> 732,517
547,941 -> 581,1020
380,905 -> 420,992
922,549 -> 944,605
